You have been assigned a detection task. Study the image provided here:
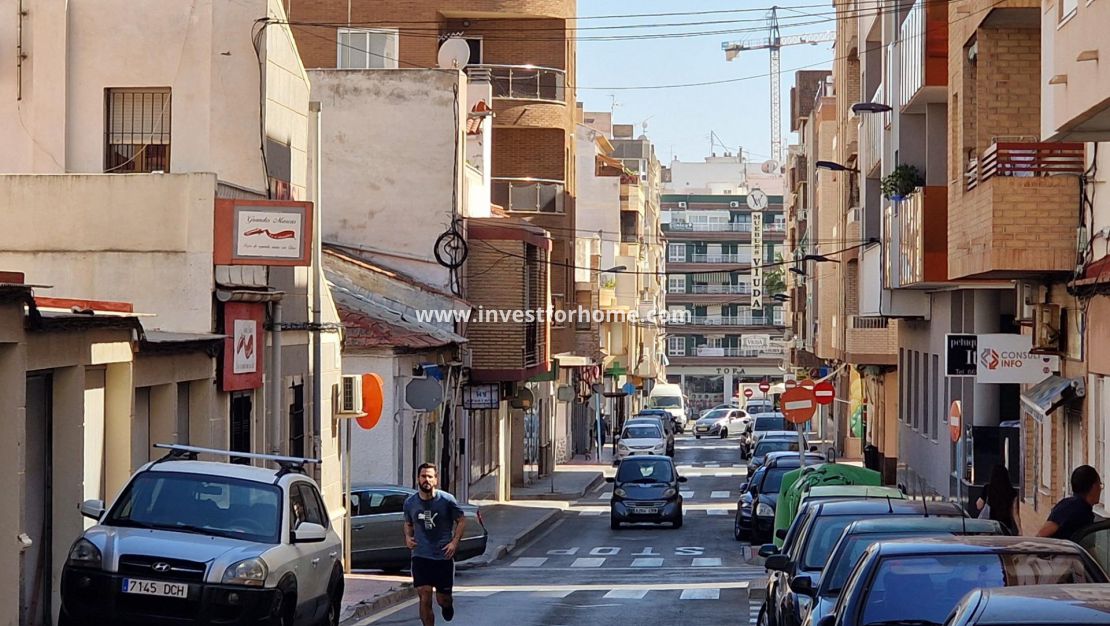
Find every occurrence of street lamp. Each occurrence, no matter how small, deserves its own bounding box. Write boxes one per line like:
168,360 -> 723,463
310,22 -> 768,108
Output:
788,267 -> 808,277
851,102 -> 893,114
604,265 -> 628,272
802,254 -> 840,263
815,160 -> 860,173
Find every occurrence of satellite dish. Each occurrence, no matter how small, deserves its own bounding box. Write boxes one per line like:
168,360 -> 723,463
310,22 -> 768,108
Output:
761,159 -> 780,174
437,38 -> 471,69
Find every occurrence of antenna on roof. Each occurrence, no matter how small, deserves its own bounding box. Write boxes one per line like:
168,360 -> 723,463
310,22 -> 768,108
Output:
918,474 -> 929,517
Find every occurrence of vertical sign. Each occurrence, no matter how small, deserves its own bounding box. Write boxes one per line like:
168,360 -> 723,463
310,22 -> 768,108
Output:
751,211 -> 764,309
232,319 -> 257,374
221,301 -> 265,391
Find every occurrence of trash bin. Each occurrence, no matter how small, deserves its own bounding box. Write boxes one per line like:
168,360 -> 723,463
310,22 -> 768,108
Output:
863,444 -> 881,472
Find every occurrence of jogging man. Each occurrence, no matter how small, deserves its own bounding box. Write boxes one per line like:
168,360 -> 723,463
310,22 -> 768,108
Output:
404,463 -> 466,625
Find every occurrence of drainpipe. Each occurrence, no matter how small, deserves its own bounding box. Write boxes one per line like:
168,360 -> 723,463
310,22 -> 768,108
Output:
271,299 -> 283,455
310,101 -> 323,464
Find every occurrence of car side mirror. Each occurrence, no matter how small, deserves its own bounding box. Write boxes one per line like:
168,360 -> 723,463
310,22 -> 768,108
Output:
815,615 -> 836,626
80,499 -> 105,521
758,544 -> 779,558
293,522 -> 328,543
678,476 -> 688,483
765,554 -> 791,572
739,482 -> 749,492
776,528 -> 788,540
789,575 -> 816,597
605,476 -> 615,483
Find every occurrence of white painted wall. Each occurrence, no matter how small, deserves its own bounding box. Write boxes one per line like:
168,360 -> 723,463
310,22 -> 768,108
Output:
665,156 -> 785,196
310,69 -> 469,291
575,125 -> 621,271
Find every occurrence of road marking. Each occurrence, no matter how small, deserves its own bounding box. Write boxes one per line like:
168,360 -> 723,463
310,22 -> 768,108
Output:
532,590 -> 575,598
579,510 -> 603,516
351,598 -> 419,625
680,588 -> 721,600
715,472 -> 732,477
455,581 -> 751,593
680,490 -> 694,498
707,509 -> 729,516
692,557 -> 723,567
546,548 -> 579,555
711,490 -> 731,498
456,589 -> 499,597
509,557 -> 548,567
590,547 -> 620,556
631,557 -> 664,567
598,492 -> 612,500
571,557 -> 606,568
603,589 -> 650,599
705,463 -> 721,468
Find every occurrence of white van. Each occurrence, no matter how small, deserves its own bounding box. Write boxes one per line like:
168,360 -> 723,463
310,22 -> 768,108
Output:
645,383 -> 687,430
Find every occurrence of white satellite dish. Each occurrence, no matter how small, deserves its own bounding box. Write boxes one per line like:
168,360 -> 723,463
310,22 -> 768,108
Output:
761,159 -> 780,174
437,38 -> 471,69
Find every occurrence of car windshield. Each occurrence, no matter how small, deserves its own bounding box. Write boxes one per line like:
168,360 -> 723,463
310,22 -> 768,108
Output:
617,458 -> 674,483
647,396 -> 682,408
700,409 -> 729,420
755,440 -> 799,457
755,416 -> 787,431
623,425 -> 662,439
105,470 -> 283,543
802,515 -> 898,570
760,467 -> 792,494
823,532 -> 950,594
860,553 -> 1096,626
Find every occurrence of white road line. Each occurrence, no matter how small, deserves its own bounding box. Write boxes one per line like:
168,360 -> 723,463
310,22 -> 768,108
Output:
680,490 -> 694,498
598,492 -> 612,500
680,588 -> 721,600
711,491 -> 731,498
571,557 -> 606,568
631,558 -> 664,567
715,472 -> 732,477
692,557 -> 723,567
578,510 -> 603,516
509,557 -> 548,567
456,581 -> 750,592
707,509 -> 729,516
531,590 -> 575,598
603,589 -> 650,599
456,590 -> 499,597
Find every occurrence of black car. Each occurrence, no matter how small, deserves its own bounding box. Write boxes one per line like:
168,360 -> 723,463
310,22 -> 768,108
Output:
946,584 -> 1110,626
628,415 -> 675,456
748,436 -> 805,476
608,455 -> 687,530
763,499 -> 966,626
736,451 -> 825,544
797,517 -> 1007,626
813,537 -> 1110,626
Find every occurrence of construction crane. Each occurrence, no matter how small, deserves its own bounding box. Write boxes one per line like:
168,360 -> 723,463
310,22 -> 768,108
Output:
722,7 -> 835,167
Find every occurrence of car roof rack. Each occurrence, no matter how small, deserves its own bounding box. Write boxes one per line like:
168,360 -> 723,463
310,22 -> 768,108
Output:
151,443 -> 319,477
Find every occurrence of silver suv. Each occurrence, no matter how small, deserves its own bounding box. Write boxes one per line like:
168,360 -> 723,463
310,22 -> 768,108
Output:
60,445 -> 344,626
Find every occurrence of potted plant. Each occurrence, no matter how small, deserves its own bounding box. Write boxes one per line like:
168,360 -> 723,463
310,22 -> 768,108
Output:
880,164 -> 924,201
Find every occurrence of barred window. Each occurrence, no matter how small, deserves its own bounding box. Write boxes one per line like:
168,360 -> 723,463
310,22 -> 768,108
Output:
105,88 -> 171,173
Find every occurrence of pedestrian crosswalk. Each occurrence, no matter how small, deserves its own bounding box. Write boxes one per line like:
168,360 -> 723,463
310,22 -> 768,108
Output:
508,555 -> 733,569
572,506 -> 735,516
596,490 -> 736,500
452,583 -> 751,601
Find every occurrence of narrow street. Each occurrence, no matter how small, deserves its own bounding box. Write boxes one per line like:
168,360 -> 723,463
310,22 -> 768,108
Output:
355,433 -> 763,625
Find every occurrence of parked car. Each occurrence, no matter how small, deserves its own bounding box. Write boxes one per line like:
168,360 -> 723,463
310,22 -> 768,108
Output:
348,485 -> 488,571
946,584 -> 1110,626
615,422 -> 667,462
627,415 -> 675,456
810,537 -> 1109,626
763,499 -> 967,626
736,451 -> 825,543
746,399 -> 777,415
750,414 -> 793,442
796,517 -> 1007,626
694,407 -> 750,439
748,435 -> 808,476
636,408 -> 684,433
608,455 -> 687,530
60,445 -> 345,626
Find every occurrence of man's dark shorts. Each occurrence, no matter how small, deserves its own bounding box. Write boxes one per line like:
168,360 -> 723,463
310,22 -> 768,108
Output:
412,557 -> 455,593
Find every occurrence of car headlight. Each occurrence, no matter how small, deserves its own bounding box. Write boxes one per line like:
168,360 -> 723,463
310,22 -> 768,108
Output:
66,538 -> 102,569
614,488 -> 627,498
756,502 -> 775,517
222,557 -> 268,587
653,442 -> 665,450
617,442 -> 629,450
662,488 -> 677,498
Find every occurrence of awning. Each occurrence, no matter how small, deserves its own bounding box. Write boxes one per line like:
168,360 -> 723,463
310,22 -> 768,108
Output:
1020,375 -> 1085,418
554,353 -> 595,367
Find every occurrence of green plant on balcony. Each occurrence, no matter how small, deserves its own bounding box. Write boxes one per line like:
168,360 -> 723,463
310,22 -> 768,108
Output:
880,164 -> 924,201
600,274 -> 617,290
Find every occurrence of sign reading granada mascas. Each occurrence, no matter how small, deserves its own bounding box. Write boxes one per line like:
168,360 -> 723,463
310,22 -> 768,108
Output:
214,199 -> 313,266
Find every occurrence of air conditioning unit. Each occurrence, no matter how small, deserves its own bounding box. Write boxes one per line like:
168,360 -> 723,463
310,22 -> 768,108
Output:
730,201 -> 740,208
677,202 -> 688,208
847,207 -> 861,223
799,209 -> 809,222
1015,281 -> 1038,322
459,346 -> 473,369
1033,303 -> 1062,353
336,375 -> 364,415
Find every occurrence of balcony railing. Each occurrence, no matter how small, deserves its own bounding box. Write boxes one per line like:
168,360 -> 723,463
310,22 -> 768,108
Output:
965,142 -> 1085,192
860,83 -> 887,173
688,284 -> 751,294
681,315 -> 783,326
765,222 -> 786,232
666,222 -> 752,232
689,253 -> 752,264
492,177 -> 565,213
469,65 -> 566,104
896,186 -> 948,286
679,346 -> 785,357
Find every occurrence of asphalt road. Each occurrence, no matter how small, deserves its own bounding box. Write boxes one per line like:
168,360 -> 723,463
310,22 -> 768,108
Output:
355,432 -> 766,626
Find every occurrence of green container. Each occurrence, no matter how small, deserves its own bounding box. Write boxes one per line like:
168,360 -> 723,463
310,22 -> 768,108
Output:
772,464 -> 893,547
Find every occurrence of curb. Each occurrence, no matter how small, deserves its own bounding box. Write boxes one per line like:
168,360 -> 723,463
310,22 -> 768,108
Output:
456,508 -> 566,570
339,585 -> 417,626
522,471 -> 606,501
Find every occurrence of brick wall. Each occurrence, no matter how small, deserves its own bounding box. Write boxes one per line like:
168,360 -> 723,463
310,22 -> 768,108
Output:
492,127 -> 566,181
465,238 -> 527,369
975,27 -> 1041,153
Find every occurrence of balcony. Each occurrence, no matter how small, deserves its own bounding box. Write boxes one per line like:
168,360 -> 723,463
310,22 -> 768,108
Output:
893,186 -> 948,287
898,0 -> 948,112
690,253 -> 752,264
676,314 -> 784,328
470,65 -> 566,104
860,84 -> 887,176
845,315 -> 897,366
666,222 -> 753,232
491,177 -> 565,213
952,142 -> 1084,279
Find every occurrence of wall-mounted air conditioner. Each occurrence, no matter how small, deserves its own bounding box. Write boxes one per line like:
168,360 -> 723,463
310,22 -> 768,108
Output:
1015,281 -> 1038,322
337,375 -> 364,414
677,202 -> 687,208
729,201 -> 740,208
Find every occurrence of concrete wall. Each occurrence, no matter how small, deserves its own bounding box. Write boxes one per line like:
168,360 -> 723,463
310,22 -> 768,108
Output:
1040,0 -> 1110,139
310,69 -> 465,290
343,354 -> 410,486
575,126 -> 621,270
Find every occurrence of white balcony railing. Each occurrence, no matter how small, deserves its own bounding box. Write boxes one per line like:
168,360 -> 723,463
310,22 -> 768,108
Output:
899,0 -> 925,108
687,284 -> 752,295
666,222 -> 753,232
860,83 -> 887,173
685,345 -> 786,357
689,253 -> 752,264
682,315 -> 783,326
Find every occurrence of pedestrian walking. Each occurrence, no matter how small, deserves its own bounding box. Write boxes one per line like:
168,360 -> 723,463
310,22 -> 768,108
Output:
975,464 -> 1021,535
404,463 -> 466,625
1036,465 -> 1103,541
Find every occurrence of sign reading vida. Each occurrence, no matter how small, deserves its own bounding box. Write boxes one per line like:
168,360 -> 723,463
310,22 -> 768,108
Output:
232,319 -> 257,374
236,209 -> 304,259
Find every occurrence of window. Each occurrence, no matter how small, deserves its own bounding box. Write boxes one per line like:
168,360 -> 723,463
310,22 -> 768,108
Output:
931,355 -> 939,440
1060,0 -> 1078,22
290,482 -> 326,529
105,88 -> 171,173
337,28 -> 399,69
668,336 -> 686,356
668,275 -> 686,293
669,243 -> 686,262
923,352 -> 931,437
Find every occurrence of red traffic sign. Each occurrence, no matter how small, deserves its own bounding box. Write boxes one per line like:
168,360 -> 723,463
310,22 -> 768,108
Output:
800,379 -> 816,390
758,381 -> 771,393
814,380 -> 835,406
781,387 -> 817,424
785,379 -> 797,389
949,401 -> 962,443
743,388 -> 754,399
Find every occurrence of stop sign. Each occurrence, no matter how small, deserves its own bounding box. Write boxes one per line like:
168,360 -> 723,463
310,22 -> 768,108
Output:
759,381 -> 770,393
814,380 -> 835,405
781,387 -> 817,424
743,388 -> 754,399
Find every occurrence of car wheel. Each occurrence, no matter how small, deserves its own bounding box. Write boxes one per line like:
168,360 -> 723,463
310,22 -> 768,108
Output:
321,567 -> 344,626
734,516 -> 747,541
610,517 -> 621,531
671,510 -> 683,529
720,428 -> 728,439
695,435 -> 701,439
268,579 -> 297,626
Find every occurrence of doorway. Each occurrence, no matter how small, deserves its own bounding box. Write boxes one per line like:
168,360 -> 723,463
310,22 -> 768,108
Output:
22,373 -> 53,626
230,391 -> 253,464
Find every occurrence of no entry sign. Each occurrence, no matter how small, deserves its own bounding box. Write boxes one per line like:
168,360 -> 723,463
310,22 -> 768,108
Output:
949,400 -> 962,443
743,388 -> 754,399
785,379 -> 797,389
814,380 -> 835,406
800,379 -> 815,390
781,387 -> 817,424
759,381 -> 771,393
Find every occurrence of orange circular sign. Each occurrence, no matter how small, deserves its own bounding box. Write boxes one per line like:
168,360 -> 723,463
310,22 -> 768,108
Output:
949,400 -> 962,443
357,373 -> 385,430
781,387 -> 817,425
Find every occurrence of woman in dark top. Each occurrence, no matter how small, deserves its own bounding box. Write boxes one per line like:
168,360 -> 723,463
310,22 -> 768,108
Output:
976,464 -> 1021,535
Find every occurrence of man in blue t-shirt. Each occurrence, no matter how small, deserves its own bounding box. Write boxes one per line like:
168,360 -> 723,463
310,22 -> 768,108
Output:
404,463 -> 466,625
1037,465 -> 1102,541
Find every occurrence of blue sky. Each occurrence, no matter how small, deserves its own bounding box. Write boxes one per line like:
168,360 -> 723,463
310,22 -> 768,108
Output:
577,0 -> 836,166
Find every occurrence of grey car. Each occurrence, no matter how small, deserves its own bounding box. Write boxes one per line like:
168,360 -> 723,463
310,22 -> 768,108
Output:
349,485 -> 488,570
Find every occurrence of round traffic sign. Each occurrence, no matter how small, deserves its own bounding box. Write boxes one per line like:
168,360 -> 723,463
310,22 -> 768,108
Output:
743,388 -> 754,399
800,379 -> 815,390
357,373 -> 385,430
781,387 -> 817,424
759,381 -> 771,393
949,401 -> 962,443
814,380 -> 835,406
785,379 -> 797,389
